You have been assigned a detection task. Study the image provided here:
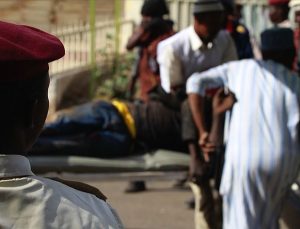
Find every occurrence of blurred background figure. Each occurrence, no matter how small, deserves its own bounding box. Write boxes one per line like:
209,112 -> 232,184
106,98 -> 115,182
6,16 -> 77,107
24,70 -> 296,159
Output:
268,0 -> 291,27
221,0 -> 254,59
157,0 -> 237,227
235,0 -> 244,21
125,0 -> 175,193
289,0 -> 300,73
126,0 -> 174,102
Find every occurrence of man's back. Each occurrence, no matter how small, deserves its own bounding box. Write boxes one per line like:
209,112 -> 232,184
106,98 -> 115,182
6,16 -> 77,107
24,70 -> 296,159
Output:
220,59 -> 300,202
187,58 -> 300,192
0,155 -> 123,229
225,59 -> 300,158
221,59 -> 300,229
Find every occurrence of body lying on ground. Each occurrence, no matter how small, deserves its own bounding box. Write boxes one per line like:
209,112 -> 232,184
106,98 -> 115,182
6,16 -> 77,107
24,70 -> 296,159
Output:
30,99 -> 187,157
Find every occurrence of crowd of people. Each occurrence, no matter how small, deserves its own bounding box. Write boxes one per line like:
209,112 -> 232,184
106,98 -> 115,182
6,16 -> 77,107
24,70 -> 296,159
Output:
1,0 -> 300,228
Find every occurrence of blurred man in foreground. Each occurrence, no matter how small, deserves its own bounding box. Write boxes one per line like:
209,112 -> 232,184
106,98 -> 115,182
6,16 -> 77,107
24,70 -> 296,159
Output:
0,21 -> 123,229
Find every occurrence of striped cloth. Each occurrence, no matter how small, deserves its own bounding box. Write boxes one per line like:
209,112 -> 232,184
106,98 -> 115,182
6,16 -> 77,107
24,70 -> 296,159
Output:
187,59 -> 300,229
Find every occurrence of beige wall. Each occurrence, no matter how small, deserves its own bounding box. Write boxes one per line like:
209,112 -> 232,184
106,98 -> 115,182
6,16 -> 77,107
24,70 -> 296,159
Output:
0,0 -> 269,31
124,0 -> 143,25
0,0 -> 115,31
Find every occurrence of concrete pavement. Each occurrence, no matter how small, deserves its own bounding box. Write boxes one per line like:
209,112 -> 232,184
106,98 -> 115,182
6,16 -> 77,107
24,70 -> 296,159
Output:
47,173 -> 300,229
72,178 -> 195,229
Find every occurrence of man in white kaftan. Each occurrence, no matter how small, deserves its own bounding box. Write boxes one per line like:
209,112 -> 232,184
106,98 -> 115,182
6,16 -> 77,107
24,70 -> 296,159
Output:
187,28 -> 300,228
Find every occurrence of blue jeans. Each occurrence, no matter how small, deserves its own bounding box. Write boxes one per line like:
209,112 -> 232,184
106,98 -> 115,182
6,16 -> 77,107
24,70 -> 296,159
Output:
32,101 -> 132,158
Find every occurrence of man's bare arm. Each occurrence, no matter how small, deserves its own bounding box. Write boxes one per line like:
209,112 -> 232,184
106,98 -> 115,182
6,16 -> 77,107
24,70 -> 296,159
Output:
188,93 -> 209,142
209,88 -> 236,144
189,88 -> 236,161
126,25 -> 146,50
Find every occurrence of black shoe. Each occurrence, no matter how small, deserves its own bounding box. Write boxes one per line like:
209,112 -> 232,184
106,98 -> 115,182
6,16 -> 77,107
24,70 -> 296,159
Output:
185,197 -> 195,209
124,181 -> 147,193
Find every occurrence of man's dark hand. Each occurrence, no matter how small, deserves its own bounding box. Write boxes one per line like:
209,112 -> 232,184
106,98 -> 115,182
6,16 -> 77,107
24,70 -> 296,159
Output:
198,132 -> 216,162
212,87 -> 236,115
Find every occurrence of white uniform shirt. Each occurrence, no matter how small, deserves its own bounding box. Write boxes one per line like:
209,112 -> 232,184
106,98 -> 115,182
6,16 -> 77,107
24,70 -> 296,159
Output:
157,26 -> 237,92
187,59 -> 300,228
0,155 -> 123,229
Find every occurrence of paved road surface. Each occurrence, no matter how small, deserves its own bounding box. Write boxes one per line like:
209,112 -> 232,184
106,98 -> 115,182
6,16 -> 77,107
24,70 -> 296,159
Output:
50,174 -> 300,229
75,178 -> 195,229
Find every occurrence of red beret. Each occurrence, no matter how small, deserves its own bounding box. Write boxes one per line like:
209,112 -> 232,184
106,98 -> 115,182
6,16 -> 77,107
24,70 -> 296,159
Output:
268,0 -> 290,5
0,21 -> 65,82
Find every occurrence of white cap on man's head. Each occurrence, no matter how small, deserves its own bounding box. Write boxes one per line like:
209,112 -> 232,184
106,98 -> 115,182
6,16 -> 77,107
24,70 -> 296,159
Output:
193,0 -> 224,14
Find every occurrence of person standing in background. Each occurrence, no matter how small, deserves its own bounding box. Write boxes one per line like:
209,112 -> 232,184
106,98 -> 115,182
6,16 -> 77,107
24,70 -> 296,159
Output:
125,0 -> 175,193
268,0 -> 291,27
289,0 -> 300,72
221,0 -> 254,59
157,0 -> 237,185
126,0 -> 174,102
157,0 -> 237,227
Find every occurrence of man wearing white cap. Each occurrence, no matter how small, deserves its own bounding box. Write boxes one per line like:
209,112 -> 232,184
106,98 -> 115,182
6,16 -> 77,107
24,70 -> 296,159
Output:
187,27 -> 300,229
157,0 -> 237,94
157,1 -> 237,226
157,0 -> 237,177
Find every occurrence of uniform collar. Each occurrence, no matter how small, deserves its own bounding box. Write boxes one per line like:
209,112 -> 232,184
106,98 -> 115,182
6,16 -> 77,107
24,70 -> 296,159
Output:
188,26 -> 214,51
0,155 -> 34,178
277,20 -> 292,28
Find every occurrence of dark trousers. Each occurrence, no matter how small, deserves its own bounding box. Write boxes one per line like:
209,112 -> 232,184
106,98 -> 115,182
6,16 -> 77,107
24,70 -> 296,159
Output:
31,101 -> 132,158
181,99 -> 223,229
181,98 -> 212,142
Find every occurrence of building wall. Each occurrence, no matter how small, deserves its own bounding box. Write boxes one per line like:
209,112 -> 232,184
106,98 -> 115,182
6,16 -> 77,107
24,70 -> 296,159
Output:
124,0 -> 143,24
0,0 -> 116,31
123,0 -> 269,31
0,0 -> 269,32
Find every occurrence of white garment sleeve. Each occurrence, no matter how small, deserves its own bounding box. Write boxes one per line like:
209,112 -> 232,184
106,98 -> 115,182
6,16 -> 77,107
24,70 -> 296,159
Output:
157,43 -> 182,93
222,35 -> 238,63
186,64 -> 229,96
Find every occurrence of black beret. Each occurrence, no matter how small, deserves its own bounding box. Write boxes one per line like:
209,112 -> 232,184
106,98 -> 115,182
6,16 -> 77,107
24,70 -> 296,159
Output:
261,28 -> 294,51
141,0 -> 169,17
